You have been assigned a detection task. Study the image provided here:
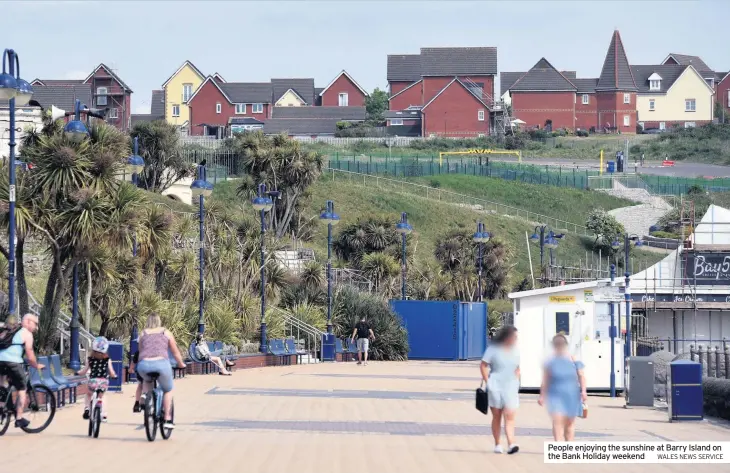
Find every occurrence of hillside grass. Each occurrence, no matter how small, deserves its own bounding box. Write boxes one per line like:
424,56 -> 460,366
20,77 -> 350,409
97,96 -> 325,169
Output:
406,174 -> 635,224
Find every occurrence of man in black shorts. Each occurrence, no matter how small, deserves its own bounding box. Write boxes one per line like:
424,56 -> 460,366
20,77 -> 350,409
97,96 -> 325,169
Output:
350,316 -> 375,366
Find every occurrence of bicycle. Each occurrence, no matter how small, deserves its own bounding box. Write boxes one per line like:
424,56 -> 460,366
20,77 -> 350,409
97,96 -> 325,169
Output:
0,374 -> 56,435
142,372 -> 174,442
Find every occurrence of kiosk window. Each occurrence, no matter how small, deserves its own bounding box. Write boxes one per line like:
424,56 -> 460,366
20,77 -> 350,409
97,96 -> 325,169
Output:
556,312 -> 570,335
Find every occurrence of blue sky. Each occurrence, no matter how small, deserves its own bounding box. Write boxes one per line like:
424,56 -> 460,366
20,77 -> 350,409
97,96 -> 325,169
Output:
5,0 -> 729,113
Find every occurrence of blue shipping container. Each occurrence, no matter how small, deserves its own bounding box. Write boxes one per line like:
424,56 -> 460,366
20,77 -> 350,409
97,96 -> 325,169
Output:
390,300 -> 487,360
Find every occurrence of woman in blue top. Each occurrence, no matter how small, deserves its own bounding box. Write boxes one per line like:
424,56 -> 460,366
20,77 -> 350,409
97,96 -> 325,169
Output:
538,333 -> 587,441
480,325 -> 520,454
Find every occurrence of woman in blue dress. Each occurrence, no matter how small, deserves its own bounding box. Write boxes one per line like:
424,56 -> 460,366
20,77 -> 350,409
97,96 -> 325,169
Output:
538,333 -> 587,441
480,325 -> 520,454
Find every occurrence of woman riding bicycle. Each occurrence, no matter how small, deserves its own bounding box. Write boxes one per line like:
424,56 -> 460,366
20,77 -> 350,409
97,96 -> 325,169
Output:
135,313 -> 185,430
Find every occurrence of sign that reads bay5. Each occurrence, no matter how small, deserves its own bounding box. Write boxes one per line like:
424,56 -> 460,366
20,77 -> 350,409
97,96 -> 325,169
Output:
684,252 -> 730,285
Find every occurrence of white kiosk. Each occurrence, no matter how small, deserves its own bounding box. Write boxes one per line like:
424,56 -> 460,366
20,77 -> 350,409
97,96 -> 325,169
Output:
509,279 -> 625,391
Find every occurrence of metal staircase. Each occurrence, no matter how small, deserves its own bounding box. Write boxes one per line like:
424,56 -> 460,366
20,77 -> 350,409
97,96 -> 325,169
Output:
461,77 -> 512,137
27,291 -> 95,356
273,307 -> 325,364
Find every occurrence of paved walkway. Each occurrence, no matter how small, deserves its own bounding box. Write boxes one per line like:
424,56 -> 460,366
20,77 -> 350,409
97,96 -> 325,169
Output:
2,361 -> 728,472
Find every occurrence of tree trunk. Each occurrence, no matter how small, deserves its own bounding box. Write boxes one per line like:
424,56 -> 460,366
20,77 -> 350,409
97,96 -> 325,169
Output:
16,238 -> 29,315
38,261 -> 60,353
98,314 -> 109,337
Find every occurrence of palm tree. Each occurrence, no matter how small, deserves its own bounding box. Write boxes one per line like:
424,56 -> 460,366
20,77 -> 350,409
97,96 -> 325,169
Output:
360,253 -> 399,292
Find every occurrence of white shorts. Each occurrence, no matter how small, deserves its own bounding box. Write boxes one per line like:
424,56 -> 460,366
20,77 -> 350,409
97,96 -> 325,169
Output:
357,338 -> 369,353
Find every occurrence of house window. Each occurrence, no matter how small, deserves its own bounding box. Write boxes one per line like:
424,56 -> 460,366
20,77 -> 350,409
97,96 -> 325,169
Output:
685,99 -> 696,111
649,80 -> 661,91
623,115 -> 630,127
582,94 -> 589,105
172,104 -> 180,117
183,83 -> 193,103
659,122 -> 666,130
649,99 -> 655,111
623,93 -> 631,104
390,119 -> 403,126
97,87 -> 108,106
478,110 -> 485,121
252,103 -> 264,113
685,122 -> 696,128
235,103 -> 246,114
478,133 -> 486,138
338,93 -> 349,107
108,108 -> 118,119
216,103 -> 222,114
728,94 -> 730,107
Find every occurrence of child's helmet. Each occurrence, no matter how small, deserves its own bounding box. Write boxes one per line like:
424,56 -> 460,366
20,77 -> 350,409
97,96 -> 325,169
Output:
92,336 -> 110,354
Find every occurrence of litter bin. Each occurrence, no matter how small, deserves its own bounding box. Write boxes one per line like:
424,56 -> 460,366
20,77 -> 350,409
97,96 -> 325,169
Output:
667,360 -> 703,422
321,333 -> 336,362
607,161 -> 615,173
107,341 -> 124,392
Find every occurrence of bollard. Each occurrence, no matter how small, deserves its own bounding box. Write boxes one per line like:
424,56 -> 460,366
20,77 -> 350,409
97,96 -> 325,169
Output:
699,345 -> 708,377
716,346 -> 722,378
690,344 -> 696,362
725,344 -> 730,379
708,346 -> 716,378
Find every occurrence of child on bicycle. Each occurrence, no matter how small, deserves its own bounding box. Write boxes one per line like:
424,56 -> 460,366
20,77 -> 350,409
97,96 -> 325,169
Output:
76,336 -> 116,421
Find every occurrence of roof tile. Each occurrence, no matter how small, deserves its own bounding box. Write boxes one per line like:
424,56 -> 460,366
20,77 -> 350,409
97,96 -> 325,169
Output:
510,58 -> 576,92
387,54 -> 422,82
596,30 -> 637,91
420,47 -> 497,76
220,83 -> 272,104
271,78 -> 315,105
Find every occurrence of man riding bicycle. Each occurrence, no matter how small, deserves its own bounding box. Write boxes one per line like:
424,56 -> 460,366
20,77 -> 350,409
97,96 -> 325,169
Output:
0,313 -> 44,429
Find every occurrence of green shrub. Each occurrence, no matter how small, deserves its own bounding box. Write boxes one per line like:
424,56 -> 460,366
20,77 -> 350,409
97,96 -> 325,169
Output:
650,230 -> 680,239
576,129 -> 589,137
703,378 -> 730,420
429,179 -> 441,188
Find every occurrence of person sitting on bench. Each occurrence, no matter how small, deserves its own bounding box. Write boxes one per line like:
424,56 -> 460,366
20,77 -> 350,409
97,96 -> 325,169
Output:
195,334 -> 234,376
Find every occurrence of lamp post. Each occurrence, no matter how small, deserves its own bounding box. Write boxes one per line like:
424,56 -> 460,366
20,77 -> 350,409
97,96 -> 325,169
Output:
127,137 -> 144,364
472,221 -> 491,302
0,49 -> 32,322
252,184 -> 274,352
620,234 -> 642,359
529,225 -> 564,270
609,263 -> 616,397
190,165 -> 213,335
395,212 -> 413,300
319,200 -> 340,333
63,99 -> 90,371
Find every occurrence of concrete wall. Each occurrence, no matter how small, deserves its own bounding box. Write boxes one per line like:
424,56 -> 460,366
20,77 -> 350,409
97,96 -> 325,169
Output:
0,107 -> 43,160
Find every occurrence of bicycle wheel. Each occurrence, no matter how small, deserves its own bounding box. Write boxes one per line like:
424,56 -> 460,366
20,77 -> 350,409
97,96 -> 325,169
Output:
92,405 -> 102,438
20,385 -> 56,434
143,392 -> 157,442
160,400 -> 174,440
0,406 -> 10,436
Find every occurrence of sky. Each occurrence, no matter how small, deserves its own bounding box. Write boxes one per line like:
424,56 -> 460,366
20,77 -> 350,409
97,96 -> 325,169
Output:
4,0 -> 730,114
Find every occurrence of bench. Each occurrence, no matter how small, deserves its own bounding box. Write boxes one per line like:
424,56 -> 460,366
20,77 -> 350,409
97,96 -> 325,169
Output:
49,354 -> 84,402
187,343 -> 216,374
285,338 -> 307,364
268,339 -> 290,366
29,361 -> 67,407
347,339 -> 359,359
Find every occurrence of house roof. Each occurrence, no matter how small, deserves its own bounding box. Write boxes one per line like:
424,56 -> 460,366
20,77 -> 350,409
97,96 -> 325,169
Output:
31,79 -> 83,86
630,65 -> 687,94
162,60 -> 205,88
84,63 -> 133,92
422,77 -> 490,111
596,30 -> 637,92
271,78 -> 315,105
716,71 -> 728,83
213,72 -> 226,83
662,53 -> 713,75
508,279 -> 606,299
150,90 -> 165,116
263,118 -> 343,135
220,82 -> 272,103
388,80 -> 422,100
229,117 -> 265,125
131,114 -> 162,126
500,72 -> 524,96
561,71 -> 577,79
510,58 -> 576,92
1,84 -> 93,111
318,70 -> 369,97
573,78 -> 599,94
420,47 -> 497,76
387,54 -> 422,82
271,106 -> 366,120
384,109 -> 421,120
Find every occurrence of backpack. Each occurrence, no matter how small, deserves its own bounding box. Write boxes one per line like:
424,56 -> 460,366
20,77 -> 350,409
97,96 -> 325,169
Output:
0,324 -> 22,350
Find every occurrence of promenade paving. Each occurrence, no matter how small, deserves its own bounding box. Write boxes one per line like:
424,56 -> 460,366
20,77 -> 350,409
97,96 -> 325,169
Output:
2,360 -> 728,473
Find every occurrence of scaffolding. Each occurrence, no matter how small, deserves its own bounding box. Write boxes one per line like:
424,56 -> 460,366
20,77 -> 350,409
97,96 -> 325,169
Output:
461,77 -> 512,137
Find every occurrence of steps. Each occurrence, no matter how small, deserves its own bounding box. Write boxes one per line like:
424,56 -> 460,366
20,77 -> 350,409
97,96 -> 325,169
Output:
602,181 -> 673,238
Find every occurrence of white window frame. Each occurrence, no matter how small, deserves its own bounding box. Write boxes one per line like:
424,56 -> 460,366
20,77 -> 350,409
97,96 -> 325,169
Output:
338,93 -> 349,107
96,86 -> 108,106
216,103 -> 222,114
390,118 -> 403,126
172,104 -> 180,117
659,122 -> 666,130
649,80 -> 661,91
623,93 -> 631,104
252,103 -> 264,114
477,133 -> 486,138
623,114 -> 630,127
108,108 -> 118,119
582,94 -> 589,105
685,122 -> 696,128
477,110 -> 485,121
685,99 -> 696,112
649,99 -> 655,111
235,103 -> 246,114
727,94 -> 730,108
182,83 -> 193,103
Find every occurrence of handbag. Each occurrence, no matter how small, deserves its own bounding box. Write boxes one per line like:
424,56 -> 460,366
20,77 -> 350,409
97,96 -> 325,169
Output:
476,381 -> 489,415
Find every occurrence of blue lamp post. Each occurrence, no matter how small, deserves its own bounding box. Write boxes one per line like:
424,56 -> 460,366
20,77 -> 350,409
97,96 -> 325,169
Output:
622,234 -> 641,359
472,221 -> 491,302
127,137 -> 144,366
252,184 -> 274,352
395,212 -> 413,300
319,200 -> 340,333
0,49 -> 32,322
190,165 -> 214,335
529,225 -> 563,270
609,263 -> 616,397
63,99 -> 90,371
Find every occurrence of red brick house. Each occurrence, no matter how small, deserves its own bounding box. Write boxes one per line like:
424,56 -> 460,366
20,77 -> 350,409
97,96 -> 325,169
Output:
318,70 -> 369,107
387,47 -> 498,137
32,63 -> 133,130
595,30 -> 638,133
717,72 -> 730,120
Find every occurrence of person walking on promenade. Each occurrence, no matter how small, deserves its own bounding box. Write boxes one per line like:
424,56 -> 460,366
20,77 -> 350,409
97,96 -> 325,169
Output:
479,325 -> 520,454
351,316 -> 375,365
538,333 -> 587,441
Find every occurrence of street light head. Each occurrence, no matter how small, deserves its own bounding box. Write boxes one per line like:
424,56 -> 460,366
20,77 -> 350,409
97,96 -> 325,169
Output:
634,239 -> 643,247
395,222 -> 413,235
251,195 -> 273,212
126,154 -> 145,174
190,178 -> 214,198
473,230 -> 490,243
0,72 -> 18,100
544,237 -> 559,249
610,239 -> 621,250
319,210 -> 340,225
14,77 -> 32,106
529,232 -> 540,244
64,120 -> 89,143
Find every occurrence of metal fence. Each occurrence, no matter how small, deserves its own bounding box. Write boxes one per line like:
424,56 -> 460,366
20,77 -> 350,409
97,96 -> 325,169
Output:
636,338 -> 730,379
